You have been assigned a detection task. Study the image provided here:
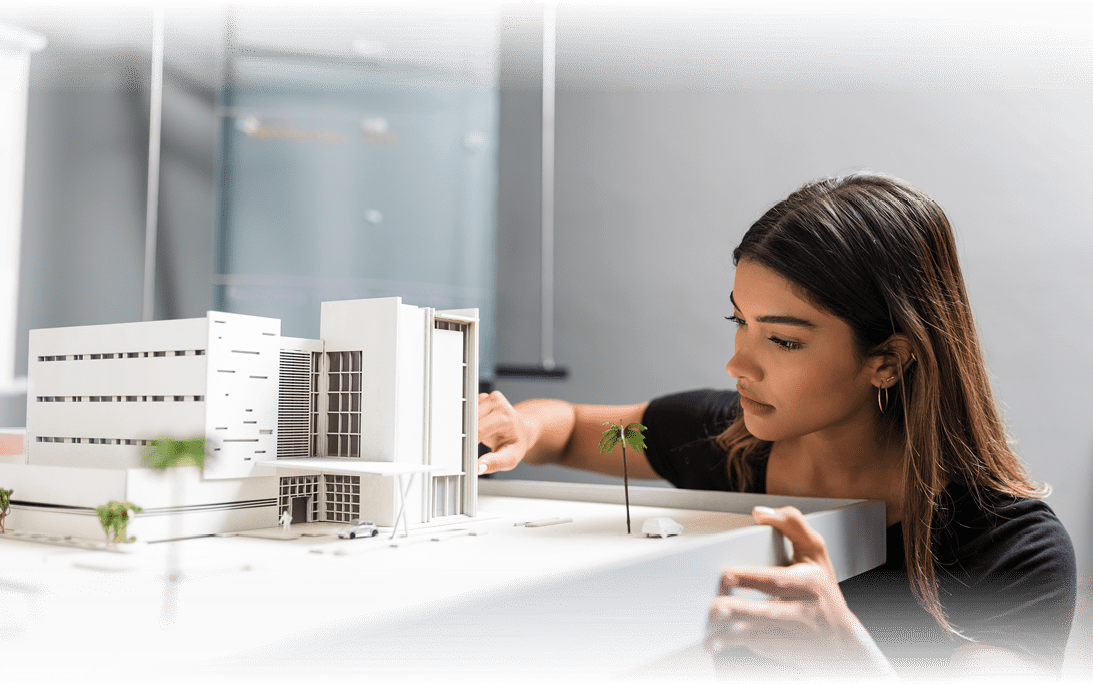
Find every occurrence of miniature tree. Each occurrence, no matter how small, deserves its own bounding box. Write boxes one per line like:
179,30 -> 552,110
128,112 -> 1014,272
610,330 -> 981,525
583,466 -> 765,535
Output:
0,487 -> 12,533
145,437 -> 206,470
598,422 -> 647,534
96,501 -> 143,546
144,436 -> 208,624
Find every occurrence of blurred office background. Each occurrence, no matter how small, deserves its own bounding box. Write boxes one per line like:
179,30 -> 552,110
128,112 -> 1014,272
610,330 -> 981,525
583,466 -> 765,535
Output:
1,1 -> 1092,669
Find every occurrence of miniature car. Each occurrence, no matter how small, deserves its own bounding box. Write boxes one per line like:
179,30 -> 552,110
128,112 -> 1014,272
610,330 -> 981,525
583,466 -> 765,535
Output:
337,520 -> 379,539
641,517 -> 683,538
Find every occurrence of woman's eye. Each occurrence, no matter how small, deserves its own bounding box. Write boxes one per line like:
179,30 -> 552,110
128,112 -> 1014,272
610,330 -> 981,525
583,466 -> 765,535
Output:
725,315 -> 746,327
769,336 -> 802,351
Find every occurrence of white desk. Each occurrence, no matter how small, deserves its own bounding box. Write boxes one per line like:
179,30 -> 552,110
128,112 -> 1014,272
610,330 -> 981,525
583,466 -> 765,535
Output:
0,480 -> 885,682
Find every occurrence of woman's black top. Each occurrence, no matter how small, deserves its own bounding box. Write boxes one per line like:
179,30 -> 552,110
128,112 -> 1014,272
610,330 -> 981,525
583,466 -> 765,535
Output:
642,389 -> 1077,673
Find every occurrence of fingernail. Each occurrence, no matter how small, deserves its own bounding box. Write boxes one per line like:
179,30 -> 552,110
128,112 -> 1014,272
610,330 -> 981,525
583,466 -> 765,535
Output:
753,506 -> 776,516
478,461 -> 488,475
706,638 -> 724,654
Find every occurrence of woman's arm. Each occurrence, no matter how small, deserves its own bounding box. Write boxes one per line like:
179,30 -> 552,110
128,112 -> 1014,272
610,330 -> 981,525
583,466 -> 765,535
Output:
476,391 -> 658,479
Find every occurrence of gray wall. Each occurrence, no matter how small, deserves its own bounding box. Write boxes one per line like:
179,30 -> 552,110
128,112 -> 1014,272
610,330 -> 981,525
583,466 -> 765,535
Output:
492,5 -> 1093,590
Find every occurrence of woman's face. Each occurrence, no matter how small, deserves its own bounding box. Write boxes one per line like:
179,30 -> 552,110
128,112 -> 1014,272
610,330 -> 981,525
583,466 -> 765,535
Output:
725,259 -> 881,443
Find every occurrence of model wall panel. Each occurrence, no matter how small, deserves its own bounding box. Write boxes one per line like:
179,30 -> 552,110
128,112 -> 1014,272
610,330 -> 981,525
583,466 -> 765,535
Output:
279,337 -> 323,353
126,468 -> 277,509
24,443 -> 148,470
28,356 -> 209,397
394,305 -> 425,466
321,298 -> 399,461
429,327 -> 464,474
29,403 -> 205,444
27,318 -> 208,357
6,503 -> 277,542
6,509 -> 109,540
0,463 -> 127,507
126,504 -> 277,542
356,474 -> 410,528
203,313 -> 280,480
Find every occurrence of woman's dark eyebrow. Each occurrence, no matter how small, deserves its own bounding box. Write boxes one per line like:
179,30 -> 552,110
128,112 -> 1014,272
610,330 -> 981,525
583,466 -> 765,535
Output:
729,291 -> 817,329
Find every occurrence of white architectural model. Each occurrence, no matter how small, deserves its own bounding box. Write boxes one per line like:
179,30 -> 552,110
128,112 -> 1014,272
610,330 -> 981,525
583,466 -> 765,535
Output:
0,298 -> 479,542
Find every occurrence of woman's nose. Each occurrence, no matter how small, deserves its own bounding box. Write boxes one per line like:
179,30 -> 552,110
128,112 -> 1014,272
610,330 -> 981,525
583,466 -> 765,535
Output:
725,347 -> 759,382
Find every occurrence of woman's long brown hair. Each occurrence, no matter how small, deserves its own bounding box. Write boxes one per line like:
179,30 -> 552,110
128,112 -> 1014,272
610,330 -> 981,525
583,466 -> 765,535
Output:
716,173 -> 1047,634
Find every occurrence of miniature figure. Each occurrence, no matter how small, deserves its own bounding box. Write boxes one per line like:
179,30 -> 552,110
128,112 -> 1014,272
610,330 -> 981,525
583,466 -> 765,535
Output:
0,487 -> 11,532
597,421 -> 647,534
280,509 -> 293,535
95,501 -> 143,546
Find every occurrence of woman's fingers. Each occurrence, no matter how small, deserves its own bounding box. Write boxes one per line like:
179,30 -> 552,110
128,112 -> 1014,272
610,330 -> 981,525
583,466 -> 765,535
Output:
476,391 -> 527,474
751,505 -> 835,573
477,391 -> 518,446
718,563 -> 827,599
477,444 -> 522,474
706,595 -> 820,654
710,595 -> 817,626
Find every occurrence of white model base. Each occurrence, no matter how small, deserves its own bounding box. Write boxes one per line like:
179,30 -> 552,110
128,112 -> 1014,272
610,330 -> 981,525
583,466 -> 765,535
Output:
0,462 -> 278,542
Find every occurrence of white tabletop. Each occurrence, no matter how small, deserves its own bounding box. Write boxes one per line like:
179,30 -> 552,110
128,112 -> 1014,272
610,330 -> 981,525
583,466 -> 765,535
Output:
1,481 -> 885,683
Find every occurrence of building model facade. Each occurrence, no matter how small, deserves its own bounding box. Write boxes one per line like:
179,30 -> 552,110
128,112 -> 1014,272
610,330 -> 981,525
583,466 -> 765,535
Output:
0,297 -> 479,542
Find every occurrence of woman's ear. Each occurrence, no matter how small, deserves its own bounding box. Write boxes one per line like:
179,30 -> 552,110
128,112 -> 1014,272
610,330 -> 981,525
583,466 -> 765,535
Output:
869,334 -> 916,388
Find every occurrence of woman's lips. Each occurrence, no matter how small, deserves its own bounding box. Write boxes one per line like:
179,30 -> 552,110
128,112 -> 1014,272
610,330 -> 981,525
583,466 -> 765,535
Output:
738,391 -> 774,414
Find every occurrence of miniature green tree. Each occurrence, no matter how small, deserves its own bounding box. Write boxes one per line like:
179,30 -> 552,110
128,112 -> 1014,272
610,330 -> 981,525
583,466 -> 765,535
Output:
145,437 -> 207,470
598,422 -> 647,534
144,436 -> 208,624
96,501 -> 143,546
0,487 -> 12,533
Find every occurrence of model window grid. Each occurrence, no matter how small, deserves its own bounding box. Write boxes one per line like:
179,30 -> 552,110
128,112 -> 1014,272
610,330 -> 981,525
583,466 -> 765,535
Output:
310,351 -> 321,457
326,351 -> 361,458
323,474 -> 361,523
278,475 -> 320,523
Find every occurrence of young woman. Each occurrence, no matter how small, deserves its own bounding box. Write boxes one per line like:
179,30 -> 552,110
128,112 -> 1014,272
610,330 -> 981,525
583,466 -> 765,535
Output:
476,173 -> 1076,677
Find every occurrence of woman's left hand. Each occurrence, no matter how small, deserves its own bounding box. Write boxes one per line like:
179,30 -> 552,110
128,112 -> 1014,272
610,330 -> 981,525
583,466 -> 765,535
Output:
705,505 -> 897,678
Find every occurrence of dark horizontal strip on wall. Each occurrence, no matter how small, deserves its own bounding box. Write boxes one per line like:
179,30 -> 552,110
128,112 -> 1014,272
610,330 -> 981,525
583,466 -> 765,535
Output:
10,498 -> 278,517
9,499 -> 90,511
495,364 -> 569,379
137,499 -> 279,517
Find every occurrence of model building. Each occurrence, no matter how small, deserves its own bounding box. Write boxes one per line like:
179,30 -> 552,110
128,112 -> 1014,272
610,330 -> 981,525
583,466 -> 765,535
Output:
0,297 -> 479,542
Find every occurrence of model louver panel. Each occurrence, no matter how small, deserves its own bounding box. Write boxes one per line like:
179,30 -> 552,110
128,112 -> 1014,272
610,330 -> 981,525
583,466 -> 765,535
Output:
277,350 -> 312,458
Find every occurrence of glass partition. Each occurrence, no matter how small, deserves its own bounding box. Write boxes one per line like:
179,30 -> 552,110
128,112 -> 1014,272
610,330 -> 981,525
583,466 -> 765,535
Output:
215,47 -> 498,382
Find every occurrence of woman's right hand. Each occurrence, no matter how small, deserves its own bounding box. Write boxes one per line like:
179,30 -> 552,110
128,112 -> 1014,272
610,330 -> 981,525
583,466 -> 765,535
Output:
476,392 -> 652,479
476,391 -> 538,475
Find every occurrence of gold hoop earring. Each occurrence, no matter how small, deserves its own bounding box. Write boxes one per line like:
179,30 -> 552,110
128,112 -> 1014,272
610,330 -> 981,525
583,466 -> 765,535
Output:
878,385 -> 889,413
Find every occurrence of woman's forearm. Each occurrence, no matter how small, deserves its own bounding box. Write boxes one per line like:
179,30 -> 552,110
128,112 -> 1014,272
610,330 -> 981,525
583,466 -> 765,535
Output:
515,399 -> 577,466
